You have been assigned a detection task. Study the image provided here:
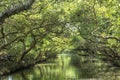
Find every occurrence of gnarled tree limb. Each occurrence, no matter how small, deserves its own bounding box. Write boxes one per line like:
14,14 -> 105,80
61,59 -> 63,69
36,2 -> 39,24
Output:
0,0 -> 35,24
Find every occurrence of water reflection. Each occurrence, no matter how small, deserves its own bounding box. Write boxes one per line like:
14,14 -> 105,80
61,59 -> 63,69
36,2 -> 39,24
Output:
8,76 -> 12,80
1,54 -> 120,80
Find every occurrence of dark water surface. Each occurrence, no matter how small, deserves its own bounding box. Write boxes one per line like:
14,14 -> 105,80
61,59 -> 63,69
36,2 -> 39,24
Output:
1,54 -> 120,80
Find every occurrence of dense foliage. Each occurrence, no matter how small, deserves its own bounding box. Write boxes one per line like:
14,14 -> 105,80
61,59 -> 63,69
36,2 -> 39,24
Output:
0,0 -> 120,74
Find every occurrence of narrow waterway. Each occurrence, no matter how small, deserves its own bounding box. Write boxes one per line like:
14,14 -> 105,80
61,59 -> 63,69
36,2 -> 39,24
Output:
1,54 -> 120,80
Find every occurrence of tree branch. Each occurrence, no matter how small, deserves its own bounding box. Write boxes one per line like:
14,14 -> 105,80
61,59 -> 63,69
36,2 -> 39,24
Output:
0,26 -> 5,38
19,34 -> 36,61
0,36 -> 25,51
0,0 -> 35,24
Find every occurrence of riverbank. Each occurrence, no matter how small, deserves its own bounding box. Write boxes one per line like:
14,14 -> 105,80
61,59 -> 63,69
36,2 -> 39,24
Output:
0,58 -> 48,76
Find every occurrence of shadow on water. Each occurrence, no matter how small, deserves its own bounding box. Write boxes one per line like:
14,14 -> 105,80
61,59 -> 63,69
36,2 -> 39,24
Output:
1,53 -> 120,80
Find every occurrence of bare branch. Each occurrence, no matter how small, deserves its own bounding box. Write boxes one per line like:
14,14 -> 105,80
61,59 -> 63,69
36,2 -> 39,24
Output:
92,33 -> 120,42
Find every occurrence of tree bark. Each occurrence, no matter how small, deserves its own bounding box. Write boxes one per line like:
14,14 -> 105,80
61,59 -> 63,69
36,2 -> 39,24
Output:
0,0 -> 35,24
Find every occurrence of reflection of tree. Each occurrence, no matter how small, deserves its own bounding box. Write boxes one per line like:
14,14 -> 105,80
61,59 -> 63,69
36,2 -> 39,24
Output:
37,66 -> 43,77
20,71 -> 29,80
1,54 -> 113,80
33,55 -> 77,80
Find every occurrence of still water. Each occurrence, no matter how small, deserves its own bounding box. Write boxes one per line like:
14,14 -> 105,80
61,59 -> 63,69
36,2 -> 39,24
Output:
1,54 -> 120,80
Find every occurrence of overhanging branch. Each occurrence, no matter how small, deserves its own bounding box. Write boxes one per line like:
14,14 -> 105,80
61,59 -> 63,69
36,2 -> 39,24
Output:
0,0 -> 35,24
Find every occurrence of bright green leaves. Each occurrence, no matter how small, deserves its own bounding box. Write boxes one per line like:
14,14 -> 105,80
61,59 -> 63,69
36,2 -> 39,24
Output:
1,0 -> 120,62
51,37 -> 71,52
29,14 -> 42,20
25,36 -> 33,46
